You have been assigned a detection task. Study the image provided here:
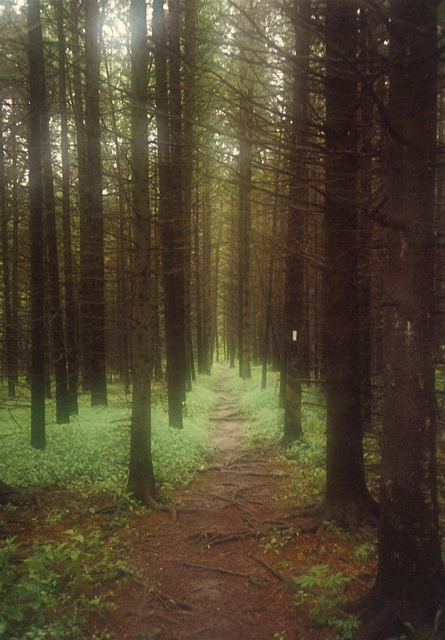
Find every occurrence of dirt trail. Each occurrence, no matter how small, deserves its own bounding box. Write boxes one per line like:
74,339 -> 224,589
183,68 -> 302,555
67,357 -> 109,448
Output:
103,372 -> 331,640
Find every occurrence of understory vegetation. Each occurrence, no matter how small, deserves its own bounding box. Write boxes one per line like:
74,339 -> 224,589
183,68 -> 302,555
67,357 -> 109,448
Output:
0,370 -> 220,492
1,363 -> 442,639
0,369 -> 221,639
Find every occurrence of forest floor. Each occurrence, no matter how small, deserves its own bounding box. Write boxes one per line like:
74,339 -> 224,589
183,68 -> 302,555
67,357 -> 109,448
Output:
1,370 -> 379,640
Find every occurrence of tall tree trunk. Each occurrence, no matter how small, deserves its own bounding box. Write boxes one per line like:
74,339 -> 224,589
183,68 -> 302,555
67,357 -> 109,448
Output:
282,0 -> 311,444
237,64 -> 253,380
202,174 -> 212,374
102,37 -> 131,393
40,30 -> 70,425
10,120 -> 19,392
194,203 -> 204,373
356,2 -> 445,636
261,149 -> 281,391
70,0 -> 90,392
56,0 -> 79,415
183,0 -> 198,389
127,0 -> 157,505
0,98 -> 16,398
84,0 -> 107,406
153,0 -> 186,428
27,0 -> 46,449
323,0 -> 377,526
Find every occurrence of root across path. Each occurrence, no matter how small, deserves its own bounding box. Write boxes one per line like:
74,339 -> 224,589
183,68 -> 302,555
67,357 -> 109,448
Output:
0,370 -> 377,639
100,373 -> 359,640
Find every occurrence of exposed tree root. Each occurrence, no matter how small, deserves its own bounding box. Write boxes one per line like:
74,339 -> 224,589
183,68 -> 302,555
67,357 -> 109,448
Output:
0,479 -> 43,506
247,553 -> 297,593
268,498 -> 379,531
184,560 -> 254,579
190,528 -> 262,546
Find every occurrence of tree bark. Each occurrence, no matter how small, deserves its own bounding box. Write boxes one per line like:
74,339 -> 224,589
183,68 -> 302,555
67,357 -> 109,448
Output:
237,1 -> 254,381
40,27 -> 70,425
127,0 -> 157,505
70,0 -> 90,393
84,0 -> 107,406
153,0 -> 186,428
0,97 -> 17,398
183,0 -> 198,389
27,0 -> 46,449
323,0 -> 377,527
356,1 -> 445,636
282,0 -> 311,444
56,0 -> 79,415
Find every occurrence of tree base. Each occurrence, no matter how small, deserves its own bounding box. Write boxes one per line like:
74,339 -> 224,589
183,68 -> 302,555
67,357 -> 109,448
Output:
320,496 -> 379,529
352,593 -> 445,640
0,480 -> 41,505
280,433 -> 306,448
289,494 -> 379,530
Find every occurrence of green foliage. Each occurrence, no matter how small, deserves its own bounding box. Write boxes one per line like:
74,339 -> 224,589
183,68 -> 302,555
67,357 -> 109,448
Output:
0,373 -> 219,493
0,529 -> 134,639
293,564 -> 360,640
353,541 -> 377,562
0,372 -> 220,638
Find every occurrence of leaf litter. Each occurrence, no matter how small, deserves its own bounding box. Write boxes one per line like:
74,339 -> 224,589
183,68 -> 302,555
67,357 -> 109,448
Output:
0,371 -> 378,640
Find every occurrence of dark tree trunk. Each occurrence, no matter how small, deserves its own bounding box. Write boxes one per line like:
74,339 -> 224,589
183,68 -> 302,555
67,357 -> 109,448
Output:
84,0 -> 107,406
0,98 -> 16,398
102,40 -> 131,394
56,0 -> 79,415
183,0 -> 198,389
27,0 -> 46,449
282,0 -> 311,445
202,175 -> 212,374
194,204 -> 205,373
238,82 -> 253,380
261,151 -> 281,391
70,0 -> 90,393
127,0 -> 157,506
153,0 -> 186,428
10,123 -> 19,392
323,0 -> 377,527
356,2 -> 445,637
40,39 -> 70,425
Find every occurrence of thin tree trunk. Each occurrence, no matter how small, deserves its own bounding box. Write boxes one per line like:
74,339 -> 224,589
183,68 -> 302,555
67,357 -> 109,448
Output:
202,174 -> 212,374
70,0 -> 90,392
0,97 -> 16,398
261,149 -> 281,391
194,203 -> 204,373
40,34 -> 70,425
237,71 -> 253,380
102,37 -> 131,393
27,0 -> 46,449
56,0 -> 79,415
127,0 -> 156,505
84,0 -> 107,406
153,0 -> 186,428
183,0 -> 198,389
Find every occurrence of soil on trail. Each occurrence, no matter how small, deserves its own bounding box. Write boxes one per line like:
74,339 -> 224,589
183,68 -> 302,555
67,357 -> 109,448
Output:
100,373 -> 357,640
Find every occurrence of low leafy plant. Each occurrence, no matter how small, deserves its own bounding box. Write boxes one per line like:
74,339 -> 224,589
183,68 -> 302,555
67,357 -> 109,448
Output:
0,372 -> 220,493
293,564 -> 360,640
353,541 -> 377,562
0,528 -> 135,639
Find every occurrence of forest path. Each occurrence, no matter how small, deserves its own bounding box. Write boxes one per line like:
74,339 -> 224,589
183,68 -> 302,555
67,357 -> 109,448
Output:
104,370 -> 334,640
